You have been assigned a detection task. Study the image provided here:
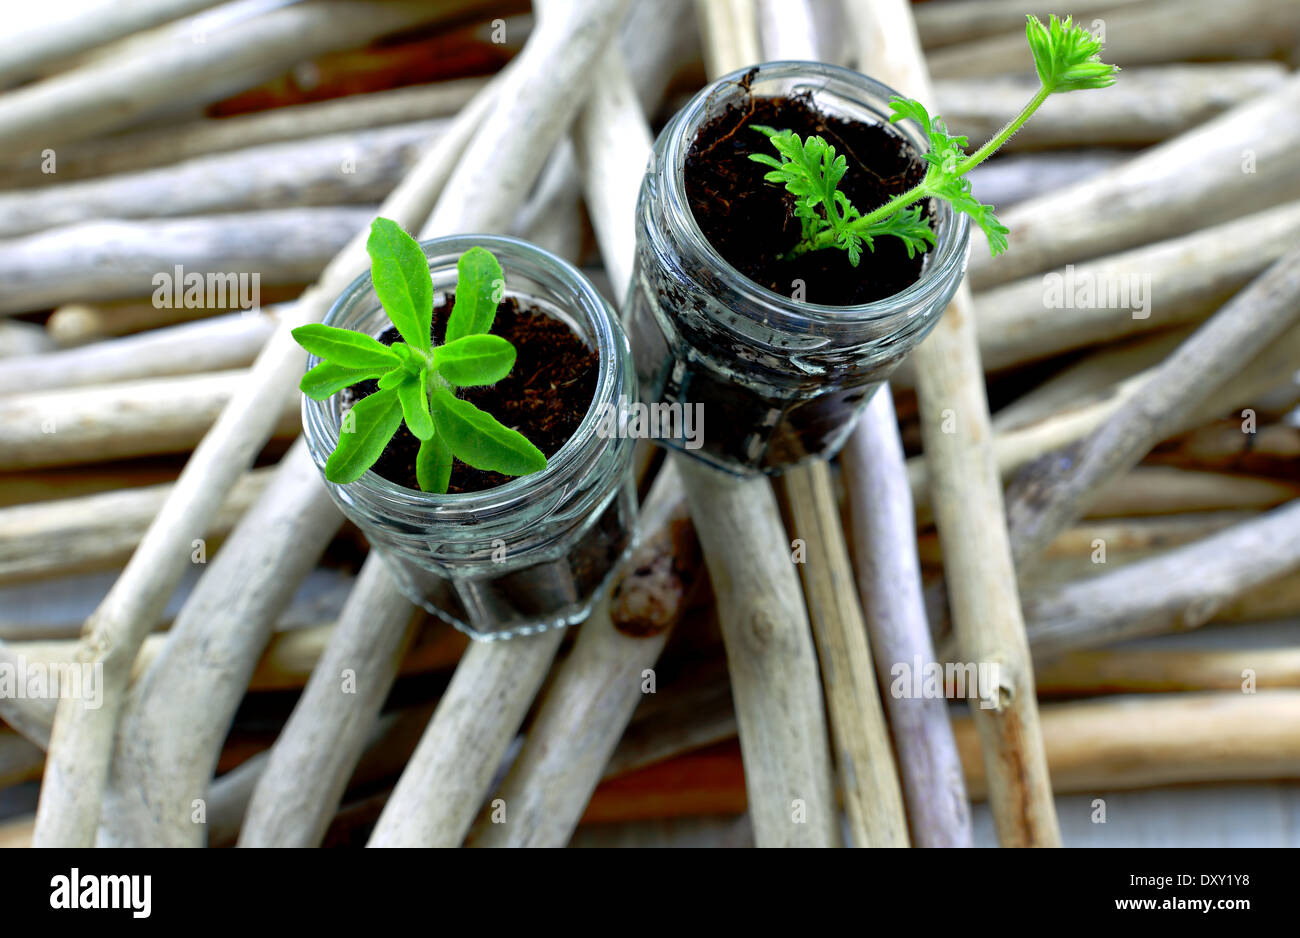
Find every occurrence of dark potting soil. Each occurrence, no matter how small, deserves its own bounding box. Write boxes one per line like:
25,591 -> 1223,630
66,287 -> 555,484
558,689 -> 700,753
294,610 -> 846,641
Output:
621,88 -> 933,474
685,90 -> 929,306
343,296 -> 598,494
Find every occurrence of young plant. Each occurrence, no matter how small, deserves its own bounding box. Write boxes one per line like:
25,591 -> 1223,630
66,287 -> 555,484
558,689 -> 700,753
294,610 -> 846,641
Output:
293,218 -> 546,493
748,14 -> 1119,264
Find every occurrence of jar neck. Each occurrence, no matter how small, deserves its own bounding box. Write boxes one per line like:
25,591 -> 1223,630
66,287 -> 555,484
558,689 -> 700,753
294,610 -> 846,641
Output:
646,60 -> 970,339
302,234 -> 633,533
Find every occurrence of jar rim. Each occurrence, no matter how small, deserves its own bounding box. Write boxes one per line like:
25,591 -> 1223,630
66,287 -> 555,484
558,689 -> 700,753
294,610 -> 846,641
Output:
659,59 -> 971,327
302,233 -> 627,519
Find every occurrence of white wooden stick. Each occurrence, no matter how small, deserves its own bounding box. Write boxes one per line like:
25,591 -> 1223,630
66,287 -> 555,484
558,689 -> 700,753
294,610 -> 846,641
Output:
0,206 -> 373,316
1034,647 -> 1300,697
694,0 -> 760,78
909,320 -> 1300,510
842,391 -> 972,847
954,690 -> 1300,799
30,61 -> 501,850
1089,466 -> 1300,518
0,0 -> 487,149
846,0 -> 1060,847
929,0 -> 1300,78
681,2 -> 840,849
964,149 -> 1128,209
0,0 -> 222,85
912,0 -> 1145,50
237,559 -> 419,847
0,370 -> 300,471
0,310 -> 278,395
96,440 -> 343,846
0,79 -> 483,187
968,73 -> 1300,289
421,0 -> 631,239
0,121 -> 443,239
938,63 -> 1287,151
367,628 -> 566,847
1005,247 -> 1300,569
470,464 -> 695,847
969,202 -> 1300,374
0,469 -> 271,585
43,288 -> 306,345
676,458 -> 839,846
1024,500 -> 1300,655
991,329 -> 1189,434
781,460 -> 910,847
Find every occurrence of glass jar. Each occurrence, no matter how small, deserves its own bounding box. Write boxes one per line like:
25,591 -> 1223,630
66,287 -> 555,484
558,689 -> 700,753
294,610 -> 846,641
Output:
303,234 -> 638,641
624,61 -> 970,476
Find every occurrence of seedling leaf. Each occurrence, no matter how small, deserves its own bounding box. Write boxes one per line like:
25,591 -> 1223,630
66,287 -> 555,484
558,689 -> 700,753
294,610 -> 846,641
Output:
366,218 -> 433,351
430,387 -> 547,477
325,388 -> 404,484
396,372 -> 434,440
416,431 -> 454,494
445,246 -> 503,343
301,361 -> 388,400
433,334 -> 517,387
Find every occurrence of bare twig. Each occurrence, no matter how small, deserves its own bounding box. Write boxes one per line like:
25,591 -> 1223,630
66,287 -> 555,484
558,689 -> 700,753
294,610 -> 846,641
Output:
0,371 -> 299,470
470,464 -> 697,847
0,0 -> 488,149
0,310 -> 278,395
0,469 -> 270,584
96,440 -> 344,846
676,458 -> 839,846
969,202 -> 1300,373
0,79 -> 483,187
0,0 -> 222,84
694,0 -> 760,77
842,391 -> 972,847
1005,248 -> 1300,570
954,691 -> 1300,799
929,0 -> 1300,78
1034,647 -> 1300,696
846,0 -> 1059,847
939,63 -> 1287,150
0,206 -> 373,315
30,60 -> 501,852
237,559 -> 420,847
0,122 -> 442,238
913,0 -> 1144,50
1024,500 -> 1300,655
968,73 -> 1300,288
780,459 -> 910,847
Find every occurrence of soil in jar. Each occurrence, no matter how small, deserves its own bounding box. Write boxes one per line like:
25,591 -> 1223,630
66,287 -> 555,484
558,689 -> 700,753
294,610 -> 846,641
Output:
685,86 -> 929,306
343,295 -> 598,494
632,84 -> 933,473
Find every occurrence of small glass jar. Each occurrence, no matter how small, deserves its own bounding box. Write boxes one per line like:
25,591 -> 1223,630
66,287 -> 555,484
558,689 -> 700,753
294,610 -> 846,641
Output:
624,61 -> 970,476
303,234 -> 638,641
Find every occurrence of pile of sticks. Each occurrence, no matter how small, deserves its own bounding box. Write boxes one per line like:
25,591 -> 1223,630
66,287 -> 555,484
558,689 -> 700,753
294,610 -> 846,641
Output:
2,0 -> 1299,849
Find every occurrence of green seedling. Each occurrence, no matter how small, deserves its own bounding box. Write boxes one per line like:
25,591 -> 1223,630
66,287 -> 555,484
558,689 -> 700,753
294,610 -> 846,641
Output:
748,14 -> 1119,264
294,218 -> 546,493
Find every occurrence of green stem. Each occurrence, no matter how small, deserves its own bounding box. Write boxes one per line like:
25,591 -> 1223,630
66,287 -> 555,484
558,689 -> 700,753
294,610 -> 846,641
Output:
789,81 -> 1055,257
955,83 -> 1052,174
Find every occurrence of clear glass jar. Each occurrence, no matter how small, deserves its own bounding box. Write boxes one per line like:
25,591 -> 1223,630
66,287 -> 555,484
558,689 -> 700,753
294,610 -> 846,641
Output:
303,234 -> 638,641
624,61 -> 970,476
